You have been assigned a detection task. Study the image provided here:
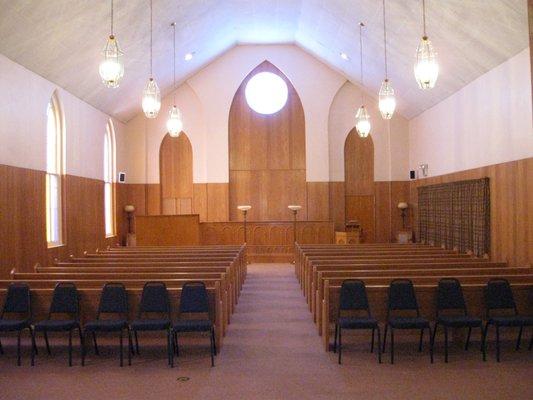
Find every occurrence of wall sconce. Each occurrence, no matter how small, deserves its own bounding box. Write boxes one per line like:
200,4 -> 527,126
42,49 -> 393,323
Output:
237,205 -> 251,243
397,202 -> 408,229
124,204 -> 135,234
419,163 -> 428,177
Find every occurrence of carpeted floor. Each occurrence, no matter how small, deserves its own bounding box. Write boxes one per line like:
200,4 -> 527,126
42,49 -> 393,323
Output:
0,263 -> 531,399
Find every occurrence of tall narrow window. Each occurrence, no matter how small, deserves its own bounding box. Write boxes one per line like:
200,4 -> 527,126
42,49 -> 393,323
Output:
104,120 -> 116,237
46,93 -> 64,246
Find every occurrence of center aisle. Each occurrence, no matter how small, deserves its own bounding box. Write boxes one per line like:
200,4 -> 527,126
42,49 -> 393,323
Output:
193,263 -> 347,399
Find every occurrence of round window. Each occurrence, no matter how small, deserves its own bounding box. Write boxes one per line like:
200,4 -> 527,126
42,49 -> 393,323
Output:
244,72 -> 289,115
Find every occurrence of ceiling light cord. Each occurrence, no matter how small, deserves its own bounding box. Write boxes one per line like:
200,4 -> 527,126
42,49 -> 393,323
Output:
382,0 -> 388,80
150,0 -> 153,77
422,0 -> 427,38
359,22 -> 364,104
110,0 -> 114,36
172,22 -> 176,104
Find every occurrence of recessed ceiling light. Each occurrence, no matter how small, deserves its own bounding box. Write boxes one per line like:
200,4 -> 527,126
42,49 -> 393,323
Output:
340,52 -> 349,61
184,52 -> 194,61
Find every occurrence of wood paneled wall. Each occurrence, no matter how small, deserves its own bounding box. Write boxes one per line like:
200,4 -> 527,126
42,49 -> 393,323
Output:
160,133 -> 193,215
136,215 -> 200,246
0,164 -> 117,278
228,61 -> 306,221
410,157 -> 533,267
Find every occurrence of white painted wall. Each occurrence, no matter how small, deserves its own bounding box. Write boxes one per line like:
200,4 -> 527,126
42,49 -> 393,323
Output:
328,82 -> 411,182
0,54 -> 126,181
124,44 -> 350,183
409,48 -> 533,177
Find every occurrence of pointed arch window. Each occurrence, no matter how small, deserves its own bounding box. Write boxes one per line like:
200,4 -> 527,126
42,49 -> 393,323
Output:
46,93 -> 65,246
104,120 -> 116,237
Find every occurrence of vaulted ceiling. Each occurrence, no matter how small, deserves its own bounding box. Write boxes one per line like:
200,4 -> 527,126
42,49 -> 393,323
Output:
0,0 -> 528,122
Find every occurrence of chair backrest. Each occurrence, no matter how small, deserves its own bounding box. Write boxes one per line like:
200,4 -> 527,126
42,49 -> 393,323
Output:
387,279 -> 419,315
49,282 -> 79,317
436,278 -> 467,315
97,283 -> 129,317
1,282 -> 31,317
338,280 -> 370,316
179,282 -> 209,314
485,278 -> 517,315
138,282 -> 170,317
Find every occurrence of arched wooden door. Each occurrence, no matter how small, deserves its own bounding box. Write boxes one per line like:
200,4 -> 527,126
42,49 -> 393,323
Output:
159,133 -> 193,215
344,128 -> 375,242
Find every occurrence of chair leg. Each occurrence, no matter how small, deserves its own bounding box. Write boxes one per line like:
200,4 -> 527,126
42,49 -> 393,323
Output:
44,331 -> 51,355
338,328 -> 342,365
81,330 -> 86,366
496,324 -> 500,362
444,326 -> 449,363
465,327 -> 472,350
210,330 -> 215,367
17,330 -> 22,366
370,328 -> 375,353
119,330 -> 124,367
31,331 -> 36,366
515,326 -> 523,351
127,328 -> 132,366
174,332 -> 179,356
377,326 -> 382,364
482,323 -> 488,362
419,329 -> 424,352
0,337 -> 3,354
429,327 -> 434,364
92,332 -> 99,355
134,330 -> 139,355
68,329 -> 73,367
529,331 -> 532,351
170,330 -> 174,368
333,324 -> 338,353
382,324 -> 388,353
390,328 -> 394,364
29,326 -> 38,356
211,327 -> 217,356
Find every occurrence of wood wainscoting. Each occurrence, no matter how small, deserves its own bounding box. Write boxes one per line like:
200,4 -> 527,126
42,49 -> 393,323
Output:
410,157 -> 533,267
0,164 -> 118,277
201,221 -> 334,262
136,215 -> 200,246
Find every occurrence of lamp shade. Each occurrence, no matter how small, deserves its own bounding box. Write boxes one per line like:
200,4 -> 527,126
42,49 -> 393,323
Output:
124,204 -> 135,213
397,202 -> 408,210
237,205 -> 252,211
288,205 -> 302,211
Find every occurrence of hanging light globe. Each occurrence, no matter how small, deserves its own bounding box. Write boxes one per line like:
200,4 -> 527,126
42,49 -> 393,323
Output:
167,106 -> 183,137
142,78 -> 161,118
414,36 -> 439,89
99,35 -> 124,88
355,105 -> 371,138
378,79 -> 396,119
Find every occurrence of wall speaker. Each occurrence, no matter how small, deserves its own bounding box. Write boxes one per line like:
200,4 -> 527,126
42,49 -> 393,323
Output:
409,170 -> 416,180
118,172 -> 126,183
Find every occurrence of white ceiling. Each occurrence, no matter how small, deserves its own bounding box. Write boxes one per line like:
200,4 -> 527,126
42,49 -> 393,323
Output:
0,0 -> 528,122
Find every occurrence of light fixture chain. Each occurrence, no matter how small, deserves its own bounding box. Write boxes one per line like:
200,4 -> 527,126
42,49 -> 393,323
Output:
110,0 -> 114,35
383,0 -> 388,79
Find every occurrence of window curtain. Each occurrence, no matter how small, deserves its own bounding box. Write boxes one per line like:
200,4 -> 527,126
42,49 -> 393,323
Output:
418,178 -> 490,257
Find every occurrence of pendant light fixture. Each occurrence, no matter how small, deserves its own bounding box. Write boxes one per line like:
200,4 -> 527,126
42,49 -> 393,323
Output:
167,22 -> 183,137
99,0 -> 124,88
378,0 -> 396,120
142,0 -> 161,118
355,22 -> 371,138
414,0 -> 439,89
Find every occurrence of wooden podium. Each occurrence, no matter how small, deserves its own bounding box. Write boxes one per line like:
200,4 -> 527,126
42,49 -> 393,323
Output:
335,231 -> 361,244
